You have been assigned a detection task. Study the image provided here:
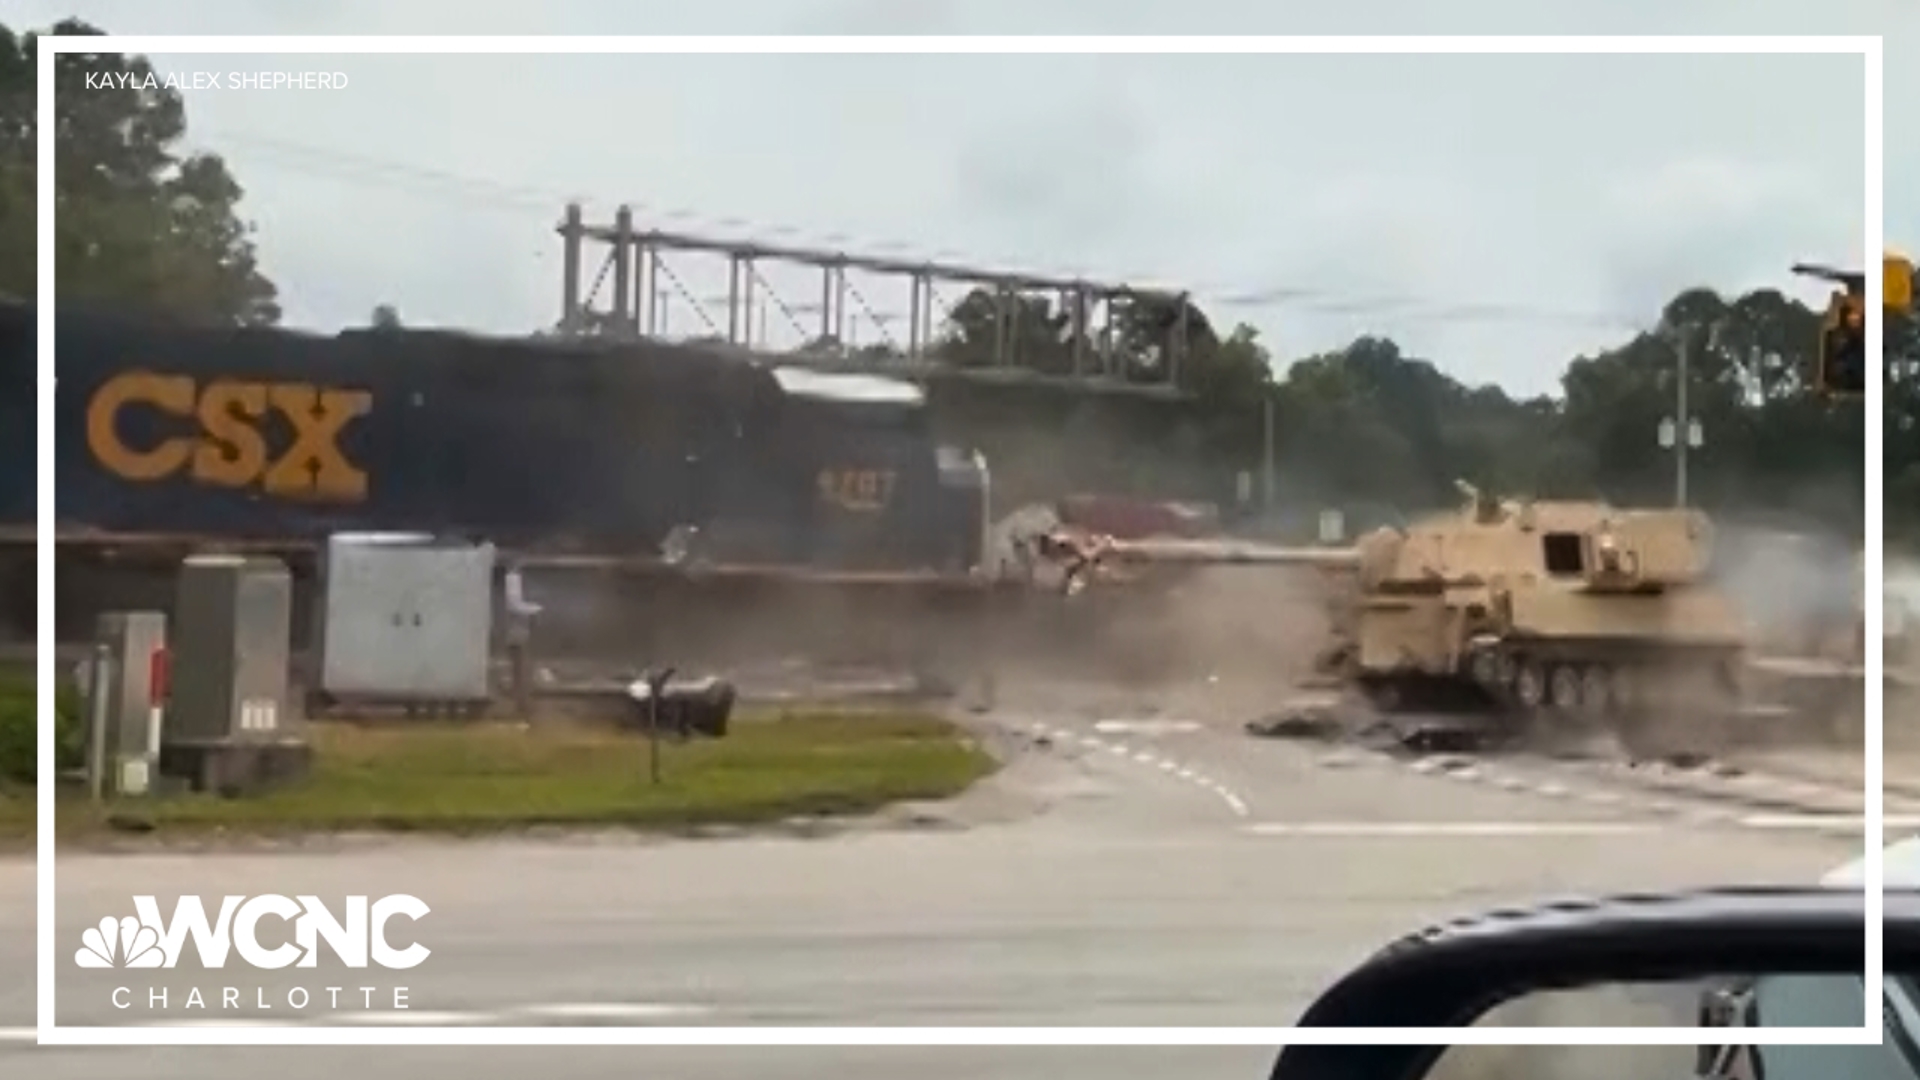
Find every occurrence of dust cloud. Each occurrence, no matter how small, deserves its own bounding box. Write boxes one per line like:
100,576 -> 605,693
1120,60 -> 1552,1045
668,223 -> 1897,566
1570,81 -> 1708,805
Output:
1711,522 -> 1862,660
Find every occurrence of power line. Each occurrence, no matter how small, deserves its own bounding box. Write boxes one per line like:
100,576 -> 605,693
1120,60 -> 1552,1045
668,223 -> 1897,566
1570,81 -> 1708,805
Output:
192,125 -> 1648,334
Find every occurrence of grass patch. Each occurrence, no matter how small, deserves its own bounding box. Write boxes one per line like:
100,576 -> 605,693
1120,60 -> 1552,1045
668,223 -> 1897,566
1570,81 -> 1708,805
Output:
0,707 -> 995,842
0,671 -> 83,788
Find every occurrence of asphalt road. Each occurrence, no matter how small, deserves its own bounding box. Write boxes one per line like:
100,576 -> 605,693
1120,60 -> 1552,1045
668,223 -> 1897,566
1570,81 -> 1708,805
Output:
0,697 -> 1876,1080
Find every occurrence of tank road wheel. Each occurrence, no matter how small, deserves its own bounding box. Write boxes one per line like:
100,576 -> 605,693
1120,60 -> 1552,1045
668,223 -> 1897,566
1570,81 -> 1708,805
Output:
1547,664 -> 1584,713
1579,665 -> 1615,716
1466,646 -> 1505,691
1362,678 -> 1405,713
1609,666 -> 1641,714
1511,658 -> 1547,711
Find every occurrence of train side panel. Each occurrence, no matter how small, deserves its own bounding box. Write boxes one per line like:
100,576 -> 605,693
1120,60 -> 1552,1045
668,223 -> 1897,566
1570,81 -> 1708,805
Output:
0,302 -> 32,534
52,309 -> 742,553
42,308 -> 983,573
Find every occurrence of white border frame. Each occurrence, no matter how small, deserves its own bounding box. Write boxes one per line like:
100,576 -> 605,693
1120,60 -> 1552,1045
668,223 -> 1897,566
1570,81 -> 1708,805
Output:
34,33 -> 1883,1048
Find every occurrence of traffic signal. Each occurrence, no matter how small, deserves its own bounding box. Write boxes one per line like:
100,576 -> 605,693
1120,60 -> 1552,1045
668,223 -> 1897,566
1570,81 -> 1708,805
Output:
1815,291 -> 1866,397
1890,253 -> 1915,314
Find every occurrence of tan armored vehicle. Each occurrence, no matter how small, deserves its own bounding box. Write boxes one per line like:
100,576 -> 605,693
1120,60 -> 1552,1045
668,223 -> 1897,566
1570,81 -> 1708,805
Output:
1337,483 -> 1746,724
1058,482 -> 1750,745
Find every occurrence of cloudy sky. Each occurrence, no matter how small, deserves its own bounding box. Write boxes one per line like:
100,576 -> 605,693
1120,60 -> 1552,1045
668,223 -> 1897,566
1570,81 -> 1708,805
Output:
19,0 -> 1903,398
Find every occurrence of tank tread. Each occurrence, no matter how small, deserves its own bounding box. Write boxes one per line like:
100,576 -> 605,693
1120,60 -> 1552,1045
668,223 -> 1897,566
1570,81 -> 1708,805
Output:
1458,639 -> 1744,758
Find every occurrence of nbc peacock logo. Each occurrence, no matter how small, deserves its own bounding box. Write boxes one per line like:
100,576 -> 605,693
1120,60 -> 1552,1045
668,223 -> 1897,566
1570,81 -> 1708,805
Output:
76,915 -> 166,969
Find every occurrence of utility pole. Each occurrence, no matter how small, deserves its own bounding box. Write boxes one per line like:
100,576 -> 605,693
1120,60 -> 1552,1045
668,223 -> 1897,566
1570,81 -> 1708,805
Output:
1261,394 -> 1276,513
1675,326 -> 1691,507
1658,322 -> 1707,508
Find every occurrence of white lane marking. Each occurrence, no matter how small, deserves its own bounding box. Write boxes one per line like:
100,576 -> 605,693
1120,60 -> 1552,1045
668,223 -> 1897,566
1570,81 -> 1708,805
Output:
1243,820 -> 1660,838
134,1018 -> 293,1028
1093,719 -> 1202,735
0,1027 -> 35,1041
516,1003 -> 713,1021
1222,793 -> 1250,817
332,1010 -> 491,1025
1738,813 -> 1920,831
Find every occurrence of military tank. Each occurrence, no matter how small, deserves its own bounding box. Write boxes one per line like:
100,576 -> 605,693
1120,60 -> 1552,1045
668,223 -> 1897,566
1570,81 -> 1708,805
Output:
1049,482 -> 1752,752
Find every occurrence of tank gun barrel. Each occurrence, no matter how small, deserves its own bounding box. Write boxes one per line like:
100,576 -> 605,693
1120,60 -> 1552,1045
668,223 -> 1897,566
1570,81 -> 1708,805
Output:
1089,536 -> 1362,568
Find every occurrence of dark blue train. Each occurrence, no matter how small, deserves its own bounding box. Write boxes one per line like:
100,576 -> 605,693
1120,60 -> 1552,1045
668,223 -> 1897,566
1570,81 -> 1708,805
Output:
10,301 -> 992,583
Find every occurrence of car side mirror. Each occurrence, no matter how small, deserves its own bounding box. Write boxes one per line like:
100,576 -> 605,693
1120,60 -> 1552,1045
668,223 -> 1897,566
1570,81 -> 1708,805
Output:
1268,886 -> 1917,1080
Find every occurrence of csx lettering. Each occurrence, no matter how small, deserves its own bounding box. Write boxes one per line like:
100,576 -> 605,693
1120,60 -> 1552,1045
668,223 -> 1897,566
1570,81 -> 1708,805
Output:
817,467 -> 896,512
86,372 -> 373,502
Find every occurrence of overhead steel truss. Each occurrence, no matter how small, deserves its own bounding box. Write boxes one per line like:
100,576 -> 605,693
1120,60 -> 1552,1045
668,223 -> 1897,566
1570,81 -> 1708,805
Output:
554,202 -> 1193,398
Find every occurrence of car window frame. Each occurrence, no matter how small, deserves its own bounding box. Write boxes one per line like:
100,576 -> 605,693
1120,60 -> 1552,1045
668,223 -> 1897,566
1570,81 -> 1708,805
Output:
1886,977 -> 1920,1076
1737,974 -> 1920,1080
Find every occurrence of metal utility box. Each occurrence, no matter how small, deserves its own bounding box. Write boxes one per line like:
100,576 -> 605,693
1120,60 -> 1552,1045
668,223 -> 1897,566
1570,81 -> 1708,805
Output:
85,611 -> 167,798
315,533 -> 496,709
160,554 -> 309,794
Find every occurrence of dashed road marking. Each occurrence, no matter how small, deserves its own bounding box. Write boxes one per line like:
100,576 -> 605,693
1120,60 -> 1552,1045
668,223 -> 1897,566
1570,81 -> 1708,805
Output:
334,1010 -> 488,1025
1093,719 -> 1203,736
513,1003 -> 713,1021
1025,714 -> 1913,834
1018,718 -> 1251,819
1317,742 -> 1920,833
0,1028 -> 35,1042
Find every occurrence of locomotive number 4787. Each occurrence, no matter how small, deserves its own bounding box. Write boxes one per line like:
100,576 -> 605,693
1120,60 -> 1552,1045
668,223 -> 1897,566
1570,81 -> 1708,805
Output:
85,371 -> 375,502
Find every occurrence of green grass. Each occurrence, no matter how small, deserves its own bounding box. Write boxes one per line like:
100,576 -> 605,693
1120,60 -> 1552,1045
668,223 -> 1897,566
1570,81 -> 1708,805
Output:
0,707 -> 996,843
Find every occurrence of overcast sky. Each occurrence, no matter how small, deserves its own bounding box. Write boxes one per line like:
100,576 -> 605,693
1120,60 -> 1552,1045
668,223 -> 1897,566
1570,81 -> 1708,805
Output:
19,0 -> 1904,398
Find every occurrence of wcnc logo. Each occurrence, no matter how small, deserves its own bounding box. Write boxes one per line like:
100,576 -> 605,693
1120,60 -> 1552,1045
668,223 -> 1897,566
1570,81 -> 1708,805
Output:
75,895 -> 431,970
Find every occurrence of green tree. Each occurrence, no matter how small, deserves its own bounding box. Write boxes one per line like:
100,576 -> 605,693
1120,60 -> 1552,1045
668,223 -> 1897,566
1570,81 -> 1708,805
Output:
0,19 -> 279,323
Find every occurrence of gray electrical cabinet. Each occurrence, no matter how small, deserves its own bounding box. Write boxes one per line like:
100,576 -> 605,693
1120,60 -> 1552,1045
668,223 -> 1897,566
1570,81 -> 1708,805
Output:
85,611 -> 167,798
159,555 -> 309,795
314,532 -> 496,711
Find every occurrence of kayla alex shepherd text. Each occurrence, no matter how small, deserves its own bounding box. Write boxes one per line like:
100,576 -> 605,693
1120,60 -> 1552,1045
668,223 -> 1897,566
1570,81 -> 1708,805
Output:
81,70 -> 350,91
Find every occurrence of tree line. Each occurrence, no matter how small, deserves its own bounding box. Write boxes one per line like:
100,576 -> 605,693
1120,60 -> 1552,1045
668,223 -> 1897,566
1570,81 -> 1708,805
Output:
4,19 -> 1896,546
